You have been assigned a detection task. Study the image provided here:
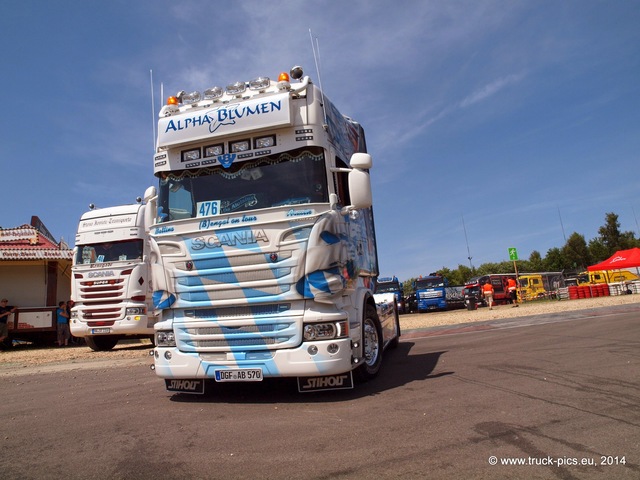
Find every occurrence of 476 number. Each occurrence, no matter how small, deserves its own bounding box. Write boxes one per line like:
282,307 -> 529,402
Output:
197,200 -> 220,217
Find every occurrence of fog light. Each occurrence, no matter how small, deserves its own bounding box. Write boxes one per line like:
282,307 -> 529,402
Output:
307,345 -> 318,355
327,343 -> 339,354
156,331 -> 176,346
164,351 -> 172,360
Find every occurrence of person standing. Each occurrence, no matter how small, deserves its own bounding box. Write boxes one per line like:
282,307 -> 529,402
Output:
482,282 -> 495,310
56,301 -> 71,347
66,300 -> 81,345
507,277 -> 519,307
0,298 -> 18,349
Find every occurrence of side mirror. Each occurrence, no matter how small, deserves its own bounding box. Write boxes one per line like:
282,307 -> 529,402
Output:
143,186 -> 157,233
350,153 -> 372,169
348,169 -> 372,210
347,153 -> 373,210
144,186 -> 157,203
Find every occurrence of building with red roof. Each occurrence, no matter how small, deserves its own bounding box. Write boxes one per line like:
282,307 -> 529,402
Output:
0,217 -> 72,339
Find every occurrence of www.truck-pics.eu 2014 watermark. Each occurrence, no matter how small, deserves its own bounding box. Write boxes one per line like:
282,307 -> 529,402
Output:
488,455 -> 627,467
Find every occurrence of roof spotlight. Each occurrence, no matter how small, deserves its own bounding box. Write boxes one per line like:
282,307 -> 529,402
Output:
290,66 -> 303,80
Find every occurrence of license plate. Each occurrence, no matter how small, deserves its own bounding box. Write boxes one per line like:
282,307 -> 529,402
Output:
214,369 -> 263,382
91,328 -> 111,334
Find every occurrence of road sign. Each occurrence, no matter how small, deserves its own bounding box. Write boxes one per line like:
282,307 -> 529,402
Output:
508,247 -> 519,261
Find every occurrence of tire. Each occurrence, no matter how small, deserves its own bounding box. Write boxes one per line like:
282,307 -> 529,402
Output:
355,304 -> 383,382
85,335 -> 119,352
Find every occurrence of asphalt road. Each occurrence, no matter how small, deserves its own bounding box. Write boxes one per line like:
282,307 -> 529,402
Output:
1,308 -> 639,480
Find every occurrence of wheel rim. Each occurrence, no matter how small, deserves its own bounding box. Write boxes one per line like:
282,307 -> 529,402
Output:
363,319 -> 380,366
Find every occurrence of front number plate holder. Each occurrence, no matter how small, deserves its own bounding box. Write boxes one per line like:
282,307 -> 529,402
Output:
91,328 -> 111,334
214,369 -> 263,382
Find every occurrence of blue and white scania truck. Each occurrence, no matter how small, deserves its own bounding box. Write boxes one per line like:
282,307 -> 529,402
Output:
146,65 -> 399,393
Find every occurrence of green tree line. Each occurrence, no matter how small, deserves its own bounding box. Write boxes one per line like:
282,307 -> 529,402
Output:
402,212 -> 640,294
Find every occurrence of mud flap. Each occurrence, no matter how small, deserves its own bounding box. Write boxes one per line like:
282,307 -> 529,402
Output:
297,372 -> 354,392
165,379 -> 205,394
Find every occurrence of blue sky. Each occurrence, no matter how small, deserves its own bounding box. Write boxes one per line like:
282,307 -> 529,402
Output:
2,0 -> 639,281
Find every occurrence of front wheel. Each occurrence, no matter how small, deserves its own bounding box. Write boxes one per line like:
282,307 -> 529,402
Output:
355,304 -> 383,382
85,335 -> 119,352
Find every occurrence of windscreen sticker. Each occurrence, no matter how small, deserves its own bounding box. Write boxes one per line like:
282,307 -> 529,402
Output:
199,214 -> 258,230
196,200 -> 221,218
222,194 -> 258,213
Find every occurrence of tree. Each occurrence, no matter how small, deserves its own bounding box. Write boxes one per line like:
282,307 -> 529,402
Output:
587,238 -> 609,264
544,247 -> 566,271
589,212 -> 640,261
395,210 -> 640,288
456,264 -> 475,284
402,277 -> 417,296
562,232 -> 591,271
528,250 -> 545,272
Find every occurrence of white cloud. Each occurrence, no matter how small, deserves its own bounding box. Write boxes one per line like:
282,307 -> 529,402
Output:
459,73 -> 524,108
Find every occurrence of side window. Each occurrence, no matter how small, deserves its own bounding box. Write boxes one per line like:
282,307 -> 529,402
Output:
333,158 -> 351,206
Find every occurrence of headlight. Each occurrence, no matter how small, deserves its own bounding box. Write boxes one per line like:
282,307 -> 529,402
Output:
156,330 -> 176,347
126,307 -> 146,315
303,321 -> 348,341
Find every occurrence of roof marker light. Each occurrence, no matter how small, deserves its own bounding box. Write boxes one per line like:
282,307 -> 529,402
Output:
277,72 -> 291,90
167,96 -> 179,106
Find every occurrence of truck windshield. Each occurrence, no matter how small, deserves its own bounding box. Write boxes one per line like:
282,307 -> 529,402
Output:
75,239 -> 144,265
415,278 -> 445,289
376,283 -> 400,293
157,148 -> 328,223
